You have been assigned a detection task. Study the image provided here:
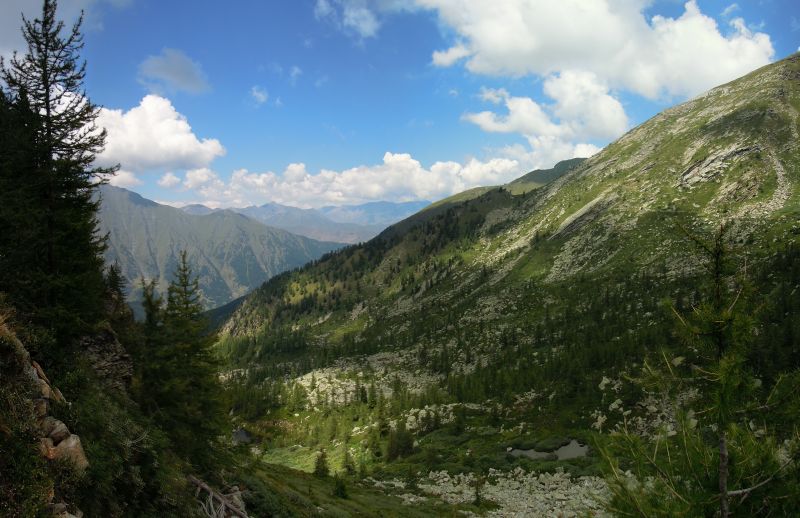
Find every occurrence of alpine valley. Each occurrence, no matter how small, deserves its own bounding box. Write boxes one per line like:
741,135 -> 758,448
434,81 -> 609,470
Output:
214,55 -> 800,515
2,1 -> 800,515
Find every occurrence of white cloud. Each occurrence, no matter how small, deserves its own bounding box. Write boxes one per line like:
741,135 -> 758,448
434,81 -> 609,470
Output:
342,3 -> 380,38
178,152 -> 531,208
157,171 -> 181,188
462,72 -> 625,173
108,169 -> 142,188
420,0 -> 773,99
432,43 -> 470,66
138,48 -> 209,95
250,85 -> 269,105
314,0 -> 334,19
314,0 -> 386,40
96,94 -> 225,173
464,92 -> 563,137
183,167 -> 222,190
543,71 -> 628,140
465,72 -> 627,142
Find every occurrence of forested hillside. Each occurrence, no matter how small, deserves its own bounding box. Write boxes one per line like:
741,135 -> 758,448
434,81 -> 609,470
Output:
217,54 -> 800,515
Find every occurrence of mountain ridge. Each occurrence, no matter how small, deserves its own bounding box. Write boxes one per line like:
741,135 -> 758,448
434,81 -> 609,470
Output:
179,199 -> 431,244
98,185 -> 344,311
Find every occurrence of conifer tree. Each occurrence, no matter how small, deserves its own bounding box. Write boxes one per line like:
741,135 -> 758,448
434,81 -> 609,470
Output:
138,253 -> 227,472
0,0 -> 116,343
601,224 -> 800,517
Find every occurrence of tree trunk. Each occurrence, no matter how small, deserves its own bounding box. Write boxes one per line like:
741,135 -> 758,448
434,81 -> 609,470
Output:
719,430 -> 729,518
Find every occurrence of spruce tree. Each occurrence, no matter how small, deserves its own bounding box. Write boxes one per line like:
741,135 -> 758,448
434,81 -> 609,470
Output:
0,0 -> 116,344
138,253 -> 227,472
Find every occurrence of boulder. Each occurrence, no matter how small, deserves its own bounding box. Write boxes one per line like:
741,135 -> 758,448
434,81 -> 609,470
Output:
31,360 -> 51,385
38,437 -> 56,459
38,378 -> 53,400
52,435 -> 89,473
51,387 -> 66,404
38,416 -> 59,436
48,420 -> 71,445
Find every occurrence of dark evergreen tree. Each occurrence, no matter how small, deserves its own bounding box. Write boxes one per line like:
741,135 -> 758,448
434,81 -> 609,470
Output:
0,0 -> 116,345
138,253 -> 227,472
313,449 -> 330,478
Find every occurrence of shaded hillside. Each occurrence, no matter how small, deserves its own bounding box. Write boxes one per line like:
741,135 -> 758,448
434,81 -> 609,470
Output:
98,185 -> 343,310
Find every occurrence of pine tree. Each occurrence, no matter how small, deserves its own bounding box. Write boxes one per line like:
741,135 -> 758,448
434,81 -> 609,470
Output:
0,0 -> 115,343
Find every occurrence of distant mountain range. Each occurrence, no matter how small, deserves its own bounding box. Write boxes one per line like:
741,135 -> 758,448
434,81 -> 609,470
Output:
180,200 -> 430,244
97,185 -> 343,311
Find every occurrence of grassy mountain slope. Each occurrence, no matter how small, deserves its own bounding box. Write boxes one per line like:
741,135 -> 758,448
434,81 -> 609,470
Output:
215,55 -> 800,513
98,185 -> 343,310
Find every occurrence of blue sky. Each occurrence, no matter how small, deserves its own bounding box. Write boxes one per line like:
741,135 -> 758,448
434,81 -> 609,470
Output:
2,0 -> 798,208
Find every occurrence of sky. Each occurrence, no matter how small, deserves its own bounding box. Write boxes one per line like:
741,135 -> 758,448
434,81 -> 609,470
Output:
1,0 -> 798,209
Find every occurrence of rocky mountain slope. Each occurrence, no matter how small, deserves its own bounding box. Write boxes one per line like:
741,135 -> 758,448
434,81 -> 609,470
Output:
214,55 -> 800,514
98,185 -> 343,310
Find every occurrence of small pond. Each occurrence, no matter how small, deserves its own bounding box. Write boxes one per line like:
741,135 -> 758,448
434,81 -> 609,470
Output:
510,439 -> 589,461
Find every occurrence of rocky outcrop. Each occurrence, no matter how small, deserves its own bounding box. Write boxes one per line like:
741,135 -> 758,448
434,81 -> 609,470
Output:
0,318 -> 88,517
79,324 -> 133,392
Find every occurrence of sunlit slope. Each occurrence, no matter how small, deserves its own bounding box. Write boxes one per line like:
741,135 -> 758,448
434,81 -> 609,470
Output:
220,54 -> 798,344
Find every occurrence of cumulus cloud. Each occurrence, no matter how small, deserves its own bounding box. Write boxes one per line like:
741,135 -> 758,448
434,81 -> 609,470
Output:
108,169 -> 142,188
432,43 -> 470,66
157,171 -> 181,188
464,72 -> 627,160
420,0 -> 773,99
459,71 -> 622,177
138,48 -> 209,95
177,152 -> 532,208
96,94 -> 225,173
183,167 -> 223,190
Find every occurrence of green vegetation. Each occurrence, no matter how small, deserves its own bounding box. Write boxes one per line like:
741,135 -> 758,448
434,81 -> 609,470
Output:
0,2 -> 288,516
214,54 -> 800,513
602,225 -> 800,516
